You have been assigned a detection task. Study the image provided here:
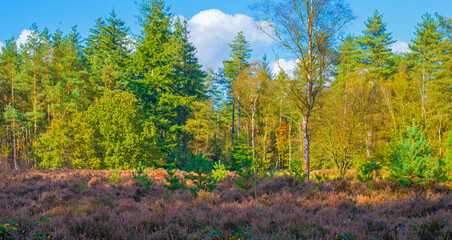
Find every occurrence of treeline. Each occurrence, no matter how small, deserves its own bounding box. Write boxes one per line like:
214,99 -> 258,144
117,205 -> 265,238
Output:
0,1 -> 451,175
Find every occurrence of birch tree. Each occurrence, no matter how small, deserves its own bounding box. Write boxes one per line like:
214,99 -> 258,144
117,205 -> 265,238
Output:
254,0 -> 354,178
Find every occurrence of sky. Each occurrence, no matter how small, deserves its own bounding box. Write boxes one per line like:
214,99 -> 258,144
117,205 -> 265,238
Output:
1,0 -> 452,73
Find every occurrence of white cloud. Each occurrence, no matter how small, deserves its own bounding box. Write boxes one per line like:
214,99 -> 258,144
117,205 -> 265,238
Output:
271,59 -> 299,77
391,41 -> 410,54
187,9 -> 273,68
16,29 -> 32,48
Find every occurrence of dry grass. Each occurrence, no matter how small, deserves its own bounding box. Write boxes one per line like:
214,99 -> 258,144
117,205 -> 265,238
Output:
0,169 -> 451,240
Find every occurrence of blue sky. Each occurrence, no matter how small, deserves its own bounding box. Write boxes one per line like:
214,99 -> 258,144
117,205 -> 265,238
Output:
1,0 -> 452,71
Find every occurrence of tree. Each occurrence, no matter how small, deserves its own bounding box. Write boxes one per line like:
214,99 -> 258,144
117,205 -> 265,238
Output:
222,31 -> 252,146
408,13 -> 444,124
358,10 -> 396,79
130,0 -> 206,162
85,10 -> 132,92
0,38 -> 21,169
390,121 -> 439,185
254,0 -> 354,179
356,10 -> 394,159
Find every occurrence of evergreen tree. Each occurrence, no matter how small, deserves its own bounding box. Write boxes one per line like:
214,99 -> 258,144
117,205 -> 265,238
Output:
0,38 -> 21,169
390,121 -> 438,185
222,31 -> 252,146
408,13 -> 444,123
85,10 -> 131,92
358,10 -> 396,79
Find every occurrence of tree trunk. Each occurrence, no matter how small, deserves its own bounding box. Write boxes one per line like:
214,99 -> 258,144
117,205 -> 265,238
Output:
237,95 -> 241,139
302,115 -> 310,180
231,99 -> 235,146
289,112 -> 292,170
11,73 -> 17,170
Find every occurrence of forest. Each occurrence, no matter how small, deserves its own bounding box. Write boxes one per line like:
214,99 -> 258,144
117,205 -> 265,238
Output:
0,0 -> 451,239
0,0 -> 451,178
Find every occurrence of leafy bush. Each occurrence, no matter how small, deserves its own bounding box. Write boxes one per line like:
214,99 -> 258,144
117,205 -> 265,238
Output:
184,153 -> 217,193
389,121 -> 439,186
132,161 -> 155,194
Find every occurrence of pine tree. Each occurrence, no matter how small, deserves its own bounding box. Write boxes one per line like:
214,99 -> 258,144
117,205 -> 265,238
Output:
130,0 -> 206,161
21,24 -> 47,135
358,10 -> 396,79
222,31 -> 252,146
390,121 -> 438,185
85,10 -> 131,92
408,13 -> 444,124
0,38 -> 21,169
172,19 -> 206,154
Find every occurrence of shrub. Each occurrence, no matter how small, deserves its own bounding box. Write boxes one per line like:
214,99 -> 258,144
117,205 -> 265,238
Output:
184,153 -> 217,193
109,171 -> 122,183
287,158 -> 308,184
183,152 -> 213,173
234,167 -> 254,190
389,121 -> 439,186
212,161 -> 229,181
164,166 -> 185,191
417,219 -> 448,240
357,161 -> 381,188
132,161 -> 155,194
445,131 -> 452,176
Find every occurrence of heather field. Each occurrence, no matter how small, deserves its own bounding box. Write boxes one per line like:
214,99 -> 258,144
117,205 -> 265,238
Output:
0,169 -> 451,240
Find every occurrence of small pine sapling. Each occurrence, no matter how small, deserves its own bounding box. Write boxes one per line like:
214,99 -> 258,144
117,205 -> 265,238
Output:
212,160 -> 229,181
357,161 -> 382,189
132,161 -> 155,194
390,121 -> 438,186
164,164 -> 185,191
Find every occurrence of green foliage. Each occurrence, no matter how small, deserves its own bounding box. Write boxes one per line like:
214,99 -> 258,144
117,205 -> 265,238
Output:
230,138 -> 252,171
357,161 -> 382,182
287,158 -> 308,184
358,9 -> 395,78
164,165 -> 185,191
212,160 -> 229,181
186,171 -> 217,193
132,161 -> 155,194
183,152 -> 213,173
36,91 -> 158,169
109,171 -> 123,183
234,167 -> 253,190
445,131 -> 452,175
181,152 -> 217,193
390,121 -> 439,186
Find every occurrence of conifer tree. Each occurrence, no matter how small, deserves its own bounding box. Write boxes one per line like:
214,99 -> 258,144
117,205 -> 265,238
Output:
358,10 -> 396,79
222,31 -> 252,146
390,121 -> 438,185
0,38 -> 21,169
85,10 -> 131,92
408,13 -> 444,123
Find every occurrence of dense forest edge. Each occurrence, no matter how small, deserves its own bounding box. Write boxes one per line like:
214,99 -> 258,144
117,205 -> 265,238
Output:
0,0 -> 451,182
1,0 -> 452,239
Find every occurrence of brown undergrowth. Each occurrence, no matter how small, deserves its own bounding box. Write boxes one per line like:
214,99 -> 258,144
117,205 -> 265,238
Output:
0,169 -> 451,239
